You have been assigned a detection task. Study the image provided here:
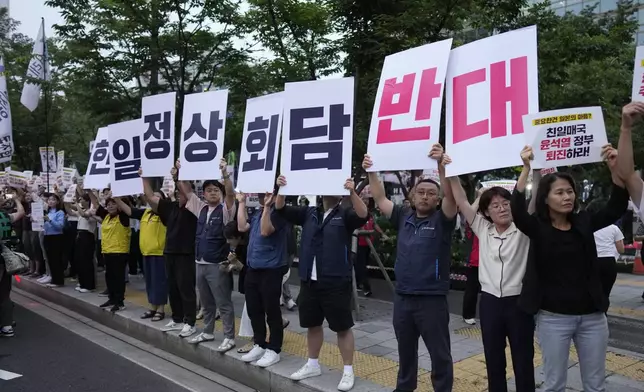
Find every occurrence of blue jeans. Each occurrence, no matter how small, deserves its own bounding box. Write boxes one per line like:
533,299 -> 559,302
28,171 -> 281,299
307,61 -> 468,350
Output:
536,311 -> 608,392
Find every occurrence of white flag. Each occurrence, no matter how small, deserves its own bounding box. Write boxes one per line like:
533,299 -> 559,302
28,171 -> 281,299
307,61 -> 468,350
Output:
0,57 -> 13,163
21,19 -> 50,112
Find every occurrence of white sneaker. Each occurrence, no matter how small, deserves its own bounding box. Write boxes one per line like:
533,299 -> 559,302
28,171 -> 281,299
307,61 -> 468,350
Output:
76,283 -> 81,287
217,338 -> 235,352
161,321 -> 184,332
36,275 -> 47,283
39,275 -> 52,284
74,286 -> 81,292
286,299 -> 296,310
187,332 -> 214,344
463,318 -> 476,325
241,345 -> 265,363
256,349 -> 280,368
337,372 -> 355,391
78,288 -> 92,293
290,363 -> 322,381
179,324 -> 197,338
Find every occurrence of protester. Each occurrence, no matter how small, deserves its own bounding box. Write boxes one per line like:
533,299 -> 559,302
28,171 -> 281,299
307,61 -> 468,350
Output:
89,191 -> 131,313
114,190 -> 168,322
461,221 -> 480,325
363,143 -> 457,392
144,166 -> 198,339
512,145 -> 628,392
0,190 -> 26,337
591,214 -> 625,300
64,193 -> 98,292
43,193 -> 66,288
237,191 -> 288,367
177,159 -> 236,351
447,161 -> 535,392
354,196 -> 387,297
275,175 -> 368,392
280,220 -> 297,310
22,193 -> 43,277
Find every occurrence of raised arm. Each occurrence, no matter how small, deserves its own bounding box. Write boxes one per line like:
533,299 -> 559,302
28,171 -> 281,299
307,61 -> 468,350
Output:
528,169 -> 541,214
260,194 -> 277,237
9,194 -> 25,223
64,202 -> 79,217
346,178 -> 368,219
431,144 -> 456,219
446,174 -> 476,225
510,146 -> 540,238
219,158 -> 235,210
273,175 -> 307,225
140,167 -> 160,212
362,154 -> 394,218
113,197 -> 132,216
589,146 -> 629,231
617,102 -> 644,208
236,192 -> 250,232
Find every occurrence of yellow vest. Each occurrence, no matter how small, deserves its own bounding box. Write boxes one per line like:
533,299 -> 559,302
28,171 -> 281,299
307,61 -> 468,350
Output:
139,209 -> 166,256
101,214 -> 131,254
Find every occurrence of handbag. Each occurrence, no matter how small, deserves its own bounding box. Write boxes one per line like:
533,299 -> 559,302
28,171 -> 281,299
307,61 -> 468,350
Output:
1,245 -> 30,275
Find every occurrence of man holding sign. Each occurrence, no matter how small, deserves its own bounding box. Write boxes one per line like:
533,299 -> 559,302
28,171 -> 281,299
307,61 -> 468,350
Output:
362,143 -> 457,392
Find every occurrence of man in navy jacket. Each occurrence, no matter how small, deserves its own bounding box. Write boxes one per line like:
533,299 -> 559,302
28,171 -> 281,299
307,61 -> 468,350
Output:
362,144 -> 458,392
274,176 -> 368,392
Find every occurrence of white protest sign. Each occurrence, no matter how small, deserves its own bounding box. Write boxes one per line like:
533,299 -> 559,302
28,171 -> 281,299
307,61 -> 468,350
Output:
39,146 -> 55,173
31,202 -> 44,231
632,46 -> 644,102
367,39 -> 452,172
84,127 -> 111,190
160,176 -> 175,197
7,171 -> 26,189
141,92 -> 176,177
279,77 -> 354,196
246,193 -> 261,208
179,90 -> 228,181
62,167 -> 75,187
23,171 -> 33,181
57,150 -> 64,175
524,107 -> 607,168
108,119 -> 144,197
481,180 -> 517,192
237,92 -> 284,193
64,184 -> 77,203
422,168 -> 441,184
445,26 -> 539,176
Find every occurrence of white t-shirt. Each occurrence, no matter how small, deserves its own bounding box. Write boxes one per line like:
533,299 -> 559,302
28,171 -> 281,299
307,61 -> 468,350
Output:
594,224 -> 624,259
311,209 -> 332,281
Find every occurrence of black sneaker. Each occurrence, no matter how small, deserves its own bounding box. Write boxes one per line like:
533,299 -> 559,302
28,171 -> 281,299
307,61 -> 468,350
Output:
0,326 -> 14,337
363,290 -> 372,297
110,303 -> 125,313
98,290 -> 109,297
99,300 -> 114,308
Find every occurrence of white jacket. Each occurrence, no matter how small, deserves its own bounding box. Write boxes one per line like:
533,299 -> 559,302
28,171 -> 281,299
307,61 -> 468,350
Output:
470,214 -> 530,297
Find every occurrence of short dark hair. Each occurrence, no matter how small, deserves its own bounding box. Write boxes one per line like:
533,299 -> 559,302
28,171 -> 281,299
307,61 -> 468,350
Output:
535,172 -> 579,222
223,221 -> 242,239
81,193 -> 91,203
416,178 -> 441,190
202,180 -> 226,196
478,187 -> 512,222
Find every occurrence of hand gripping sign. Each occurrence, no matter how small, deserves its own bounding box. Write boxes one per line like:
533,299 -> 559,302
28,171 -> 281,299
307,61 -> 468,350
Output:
445,26 -> 539,177
367,39 -> 452,172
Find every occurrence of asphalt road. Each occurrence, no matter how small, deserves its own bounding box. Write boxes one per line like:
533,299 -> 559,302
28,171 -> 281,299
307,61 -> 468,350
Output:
0,304 -> 187,392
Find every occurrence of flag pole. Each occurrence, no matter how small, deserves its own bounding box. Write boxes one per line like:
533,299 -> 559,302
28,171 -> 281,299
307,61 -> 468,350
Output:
42,18 -> 49,191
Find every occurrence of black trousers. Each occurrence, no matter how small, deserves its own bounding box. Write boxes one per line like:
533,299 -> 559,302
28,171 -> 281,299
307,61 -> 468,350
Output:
0,263 -> 12,327
104,253 -> 128,304
479,293 -> 535,392
96,239 -> 104,268
245,267 -> 284,353
462,266 -> 480,319
65,221 -> 78,276
44,234 -> 66,285
129,230 -> 142,275
76,231 -> 96,290
354,245 -> 371,291
394,295 -> 452,392
597,256 -> 617,301
166,254 -> 197,326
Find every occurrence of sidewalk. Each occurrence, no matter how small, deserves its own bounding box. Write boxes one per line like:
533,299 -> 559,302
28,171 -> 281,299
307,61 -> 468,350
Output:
609,273 -> 644,320
14,273 -> 644,392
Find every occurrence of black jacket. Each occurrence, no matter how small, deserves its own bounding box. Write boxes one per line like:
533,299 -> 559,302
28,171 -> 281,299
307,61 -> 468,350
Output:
511,184 -> 629,315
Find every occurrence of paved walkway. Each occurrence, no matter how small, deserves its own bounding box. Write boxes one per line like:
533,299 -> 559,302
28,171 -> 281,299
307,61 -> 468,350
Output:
18,272 -> 644,392
609,273 -> 644,320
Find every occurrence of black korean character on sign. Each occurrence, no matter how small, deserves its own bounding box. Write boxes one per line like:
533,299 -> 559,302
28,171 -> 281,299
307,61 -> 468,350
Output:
242,114 -> 280,172
184,111 -> 223,162
89,139 -> 110,175
113,136 -> 141,180
575,124 -> 586,134
546,127 -> 556,138
290,104 -> 350,171
0,136 -> 11,159
567,147 -> 590,158
573,135 -> 594,147
143,111 -> 171,159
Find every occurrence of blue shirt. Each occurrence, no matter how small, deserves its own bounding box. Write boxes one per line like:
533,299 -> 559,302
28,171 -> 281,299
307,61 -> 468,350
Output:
44,208 -> 65,236
247,207 -> 288,269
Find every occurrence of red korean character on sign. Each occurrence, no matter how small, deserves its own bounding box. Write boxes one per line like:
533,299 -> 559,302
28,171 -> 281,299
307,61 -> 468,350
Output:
560,137 -> 571,148
546,150 -> 556,161
376,68 -> 442,144
540,140 -> 550,150
452,57 -> 529,144
555,150 -> 567,160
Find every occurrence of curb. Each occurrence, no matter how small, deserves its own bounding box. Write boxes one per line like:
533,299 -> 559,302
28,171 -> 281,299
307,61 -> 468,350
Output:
14,277 -> 389,392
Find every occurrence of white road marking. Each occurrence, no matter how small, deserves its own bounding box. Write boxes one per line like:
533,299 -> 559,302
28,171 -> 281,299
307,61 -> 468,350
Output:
0,369 -> 22,380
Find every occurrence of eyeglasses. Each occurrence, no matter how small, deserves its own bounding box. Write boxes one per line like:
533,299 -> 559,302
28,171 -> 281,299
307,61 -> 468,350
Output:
489,202 -> 510,211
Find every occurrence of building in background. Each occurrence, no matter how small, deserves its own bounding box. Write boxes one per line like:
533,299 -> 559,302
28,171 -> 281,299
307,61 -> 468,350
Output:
528,0 -> 644,43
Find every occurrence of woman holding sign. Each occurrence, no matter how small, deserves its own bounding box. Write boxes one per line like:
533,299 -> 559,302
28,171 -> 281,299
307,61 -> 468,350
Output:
511,145 -> 628,392
443,161 -> 535,392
